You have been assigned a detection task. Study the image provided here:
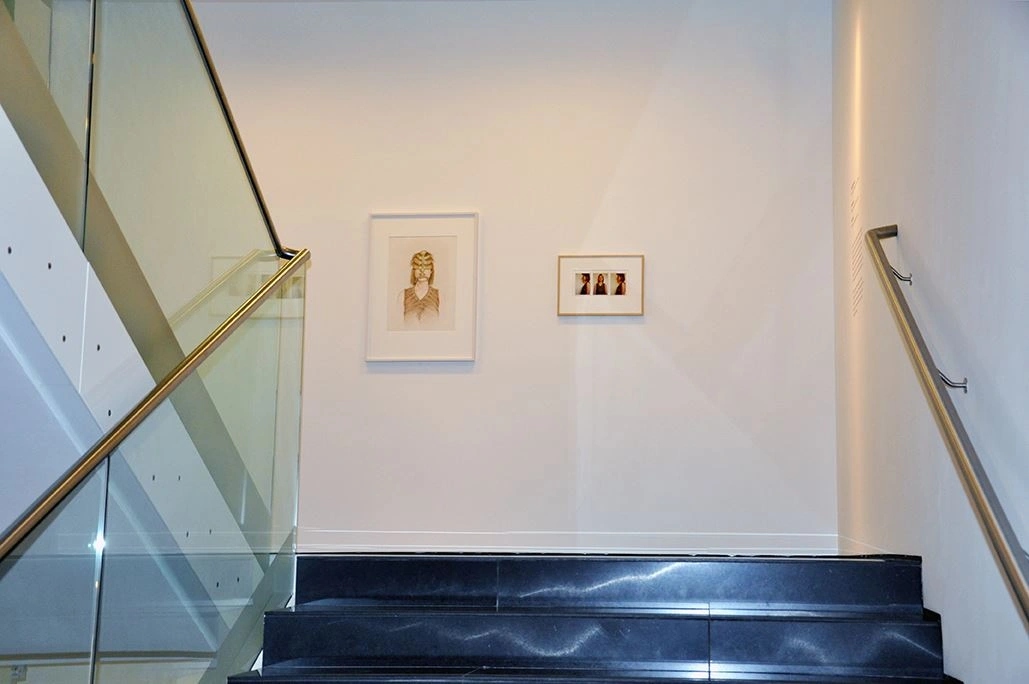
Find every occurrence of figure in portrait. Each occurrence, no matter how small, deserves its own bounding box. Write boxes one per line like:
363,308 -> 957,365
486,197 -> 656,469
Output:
578,273 -> 591,295
614,272 -> 626,295
403,250 -> 440,327
593,273 -> 607,295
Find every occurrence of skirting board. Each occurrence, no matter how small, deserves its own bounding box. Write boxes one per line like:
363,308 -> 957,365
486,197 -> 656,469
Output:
299,529 -> 840,555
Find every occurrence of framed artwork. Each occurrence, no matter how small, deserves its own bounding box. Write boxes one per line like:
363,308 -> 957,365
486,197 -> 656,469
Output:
557,254 -> 644,316
366,212 -> 478,361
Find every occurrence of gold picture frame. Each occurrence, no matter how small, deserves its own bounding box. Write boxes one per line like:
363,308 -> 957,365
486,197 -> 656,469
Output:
557,254 -> 644,316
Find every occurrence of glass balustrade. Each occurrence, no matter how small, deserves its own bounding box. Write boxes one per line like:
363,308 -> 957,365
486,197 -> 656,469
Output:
0,1 -> 309,680
86,0 -> 280,358
92,270 -> 305,683
0,0 -> 92,243
1,0 -> 284,379
0,267 -> 306,683
0,465 -> 107,682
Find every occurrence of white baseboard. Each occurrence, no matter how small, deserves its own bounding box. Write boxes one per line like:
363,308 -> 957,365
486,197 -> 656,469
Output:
298,529 -> 840,555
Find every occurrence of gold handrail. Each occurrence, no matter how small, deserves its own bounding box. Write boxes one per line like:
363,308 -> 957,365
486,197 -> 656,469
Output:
0,248 -> 310,562
866,225 -> 1029,624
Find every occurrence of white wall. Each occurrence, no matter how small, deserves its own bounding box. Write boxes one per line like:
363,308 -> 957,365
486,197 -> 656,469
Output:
833,1 -> 1029,681
196,0 -> 836,553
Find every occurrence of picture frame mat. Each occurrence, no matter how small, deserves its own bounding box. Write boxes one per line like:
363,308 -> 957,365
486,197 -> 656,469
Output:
557,254 -> 644,316
366,212 -> 478,361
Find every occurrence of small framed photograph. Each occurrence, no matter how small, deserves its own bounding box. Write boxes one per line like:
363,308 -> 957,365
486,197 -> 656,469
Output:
367,212 -> 478,361
206,252 -> 305,320
557,254 -> 644,316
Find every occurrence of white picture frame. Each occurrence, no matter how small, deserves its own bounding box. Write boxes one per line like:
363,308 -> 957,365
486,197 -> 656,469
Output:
366,212 -> 478,361
557,254 -> 645,316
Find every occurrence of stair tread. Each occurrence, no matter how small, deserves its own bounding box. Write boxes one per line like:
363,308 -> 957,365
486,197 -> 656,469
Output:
271,603 -> 931,621
298,553 -> 922,563
229,663 -> 953,682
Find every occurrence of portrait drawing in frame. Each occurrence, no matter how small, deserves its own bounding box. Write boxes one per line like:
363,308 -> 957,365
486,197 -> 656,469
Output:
367,213 -> 478,361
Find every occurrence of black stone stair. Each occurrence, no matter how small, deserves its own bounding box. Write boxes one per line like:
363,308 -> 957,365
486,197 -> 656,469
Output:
229,555 -> 960,682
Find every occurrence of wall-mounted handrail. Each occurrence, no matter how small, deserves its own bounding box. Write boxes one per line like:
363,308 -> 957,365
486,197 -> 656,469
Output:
939,372 -> 968,394
180,0 -> 295,260
866,225 -> 1029,625
890,266 -> 912,285
0,248 -> 310,562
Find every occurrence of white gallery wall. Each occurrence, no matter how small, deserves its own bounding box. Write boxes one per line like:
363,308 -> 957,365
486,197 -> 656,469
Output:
195,0 -> 837,553
833,1 -> 1029,680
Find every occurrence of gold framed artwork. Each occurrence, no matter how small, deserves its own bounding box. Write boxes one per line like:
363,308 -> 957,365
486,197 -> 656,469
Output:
366,212 -> 479,361
557,254 -> 644,316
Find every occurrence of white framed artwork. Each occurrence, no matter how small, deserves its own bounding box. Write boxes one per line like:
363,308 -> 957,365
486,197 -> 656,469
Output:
557,254 -> 645,316
366,212 -> 478,361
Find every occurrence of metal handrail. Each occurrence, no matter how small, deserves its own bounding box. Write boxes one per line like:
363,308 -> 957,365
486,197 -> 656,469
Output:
0,248 -> 310,562
866,225 -> 1029,624
180,0 -> 295,261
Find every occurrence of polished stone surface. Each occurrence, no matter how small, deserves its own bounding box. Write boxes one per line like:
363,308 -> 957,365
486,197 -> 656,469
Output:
297,556 -> 498,607
233,667 -> 706,682
296,555 -> 924,617
264,611 -> 708,673
710,617 -> 943,679
232,664 -> 957,682
231,555 -> 956,683
498,557 -> 923,617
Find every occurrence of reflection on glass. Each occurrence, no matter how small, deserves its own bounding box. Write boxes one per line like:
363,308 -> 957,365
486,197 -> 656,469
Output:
93,274 -> 304,683
87,0 -> 276,353
0,465 -> 107,683
2,0 -> 93,243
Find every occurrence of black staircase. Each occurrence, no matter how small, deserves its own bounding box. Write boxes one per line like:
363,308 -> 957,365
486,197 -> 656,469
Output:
229,555 -> 959,682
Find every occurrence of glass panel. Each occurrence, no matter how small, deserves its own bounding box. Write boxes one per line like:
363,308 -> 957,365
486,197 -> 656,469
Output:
93,271 -> 305,683
0,463 -> 107,683
1,0 -> 93,243
270,269 -> 306,548
6,0 -> 57,96
86,0 -> 277,354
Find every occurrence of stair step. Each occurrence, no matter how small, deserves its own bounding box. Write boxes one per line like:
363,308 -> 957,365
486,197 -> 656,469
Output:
232,554 -> 958,684
229,663 -> 954,682
284,602 -> 925,621
296,555 -> 924,617
261,611 -> 940,678
264,612 -> 708,672
709,617 -> 942,679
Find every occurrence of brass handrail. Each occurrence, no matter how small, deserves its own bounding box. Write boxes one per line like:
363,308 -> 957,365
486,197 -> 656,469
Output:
866,225 -> 1029,624
0,248 -> 310,562
180,0 -> 295,260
